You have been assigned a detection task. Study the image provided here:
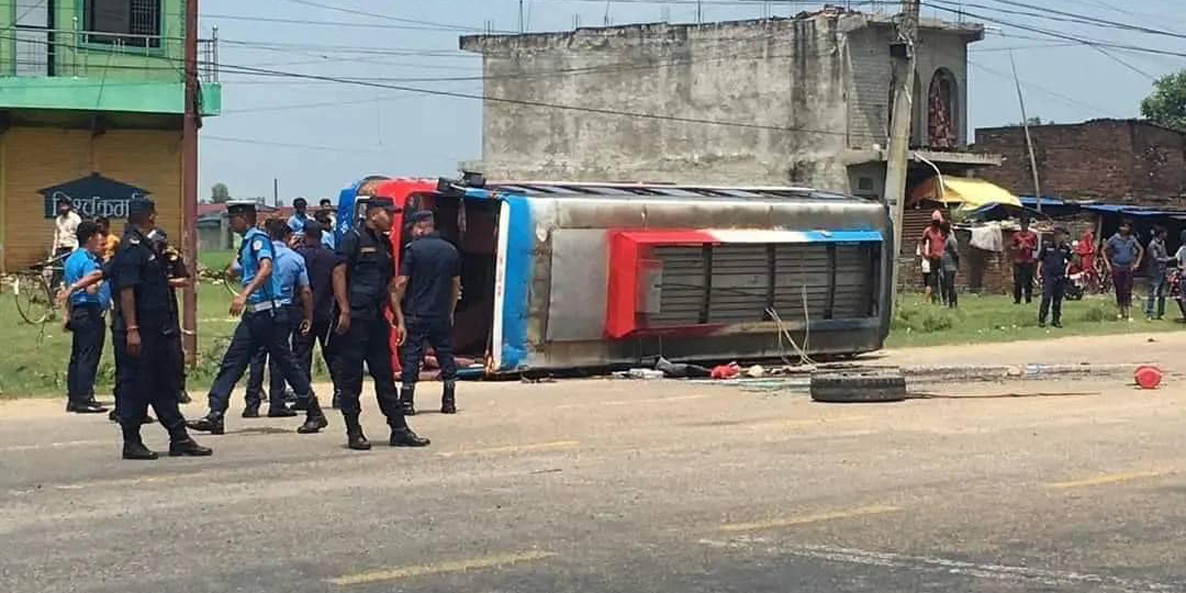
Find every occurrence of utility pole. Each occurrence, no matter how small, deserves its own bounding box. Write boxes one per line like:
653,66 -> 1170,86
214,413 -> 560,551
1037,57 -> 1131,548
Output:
181,0 -> 199,365
1010,51 -> 1042,214
884,0 -> 919,295
273,178 -> 279,207
519,0 -> 525,33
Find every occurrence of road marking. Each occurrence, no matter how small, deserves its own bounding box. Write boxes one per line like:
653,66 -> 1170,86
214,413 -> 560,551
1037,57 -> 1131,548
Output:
437,440 -> 579,458
554,394 -> 711,409
1044,469 -> 1169,490
698,540 -> 1176,592
0,439 -> 108,453
719,504 -> 900,532
328,551 -> 558,586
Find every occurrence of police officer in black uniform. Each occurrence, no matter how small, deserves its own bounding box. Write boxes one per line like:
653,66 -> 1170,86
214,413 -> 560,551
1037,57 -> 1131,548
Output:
332,197 -> 429,450
188,202 -> 328,436
110,199 -> 211,460
1038,225 -> 1074,328
395,210 -> 461,416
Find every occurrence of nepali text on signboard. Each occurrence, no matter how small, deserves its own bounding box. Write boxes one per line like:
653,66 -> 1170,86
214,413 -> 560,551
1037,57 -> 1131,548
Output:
39,173 -> 153,220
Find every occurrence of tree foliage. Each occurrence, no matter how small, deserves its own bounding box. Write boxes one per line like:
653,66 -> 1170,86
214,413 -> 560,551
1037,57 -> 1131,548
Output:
1141,70 -> 1186,131
210,182 -> 231,203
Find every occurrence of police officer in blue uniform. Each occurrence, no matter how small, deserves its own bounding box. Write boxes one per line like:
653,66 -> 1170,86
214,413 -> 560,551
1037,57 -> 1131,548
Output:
1038,225 -> 1074,328
332,197 -> 429,450
61,220 -> 110,414
242,219 -> 312,418
110,199 -> 211,460
395,210 -> 461,416
188,202 -> 328,435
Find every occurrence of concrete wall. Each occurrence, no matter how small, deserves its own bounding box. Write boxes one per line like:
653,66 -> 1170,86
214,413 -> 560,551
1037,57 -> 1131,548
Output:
462,13 -> 980,193
975,120 -> 1186,206
0,127 -> 182,271
464,18 -> 849,190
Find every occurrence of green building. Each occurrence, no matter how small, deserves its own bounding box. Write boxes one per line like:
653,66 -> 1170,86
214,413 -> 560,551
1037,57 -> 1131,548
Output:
0,0 -> 220,271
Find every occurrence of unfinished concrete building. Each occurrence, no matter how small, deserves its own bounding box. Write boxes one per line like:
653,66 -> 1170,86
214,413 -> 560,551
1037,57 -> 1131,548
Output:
460,8 -> 999,197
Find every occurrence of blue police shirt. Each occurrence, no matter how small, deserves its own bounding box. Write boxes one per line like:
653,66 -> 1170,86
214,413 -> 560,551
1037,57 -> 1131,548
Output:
321,231 -> 335,250
238,227 -> 281,304
272,240 -> 310,305
64,248 -> 104,307
287,214 -> 310,234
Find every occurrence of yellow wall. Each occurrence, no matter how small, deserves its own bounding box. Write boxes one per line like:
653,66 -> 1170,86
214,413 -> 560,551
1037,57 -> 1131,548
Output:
1,127 -> 182,271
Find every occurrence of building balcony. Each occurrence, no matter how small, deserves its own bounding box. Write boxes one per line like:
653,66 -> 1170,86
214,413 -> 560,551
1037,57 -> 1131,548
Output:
0,28 -> 220,117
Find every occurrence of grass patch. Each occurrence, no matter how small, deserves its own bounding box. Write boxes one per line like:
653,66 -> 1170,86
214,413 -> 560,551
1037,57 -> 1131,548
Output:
886,292 -> 1184,348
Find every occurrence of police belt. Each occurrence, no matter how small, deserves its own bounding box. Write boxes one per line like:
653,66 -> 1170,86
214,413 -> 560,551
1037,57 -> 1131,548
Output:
245,300 -> 283,313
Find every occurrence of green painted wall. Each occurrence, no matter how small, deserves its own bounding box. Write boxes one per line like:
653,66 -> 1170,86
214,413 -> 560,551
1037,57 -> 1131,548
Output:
0,1 -> 219,116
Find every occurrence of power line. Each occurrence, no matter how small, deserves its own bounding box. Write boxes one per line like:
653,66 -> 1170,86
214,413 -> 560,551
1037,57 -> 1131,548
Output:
278,0 -> 496,33
211,60 -> 879,139
978,0 -> 1186,41
966,58 -> 1124,118
203,135 -> 383,154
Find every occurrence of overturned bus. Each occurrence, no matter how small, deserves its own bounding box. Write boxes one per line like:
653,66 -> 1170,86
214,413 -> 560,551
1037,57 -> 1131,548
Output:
335,174 -> 893,375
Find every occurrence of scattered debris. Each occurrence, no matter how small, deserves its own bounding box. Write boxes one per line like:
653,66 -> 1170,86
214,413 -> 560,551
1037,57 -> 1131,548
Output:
655,357 -> 711,379
745,365 -> 766,378
710,363 -> 741,379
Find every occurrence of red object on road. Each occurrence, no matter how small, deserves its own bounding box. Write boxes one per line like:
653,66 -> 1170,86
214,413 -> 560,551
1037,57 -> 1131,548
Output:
710,363 -> 740,379
1134,365 -> 1163,390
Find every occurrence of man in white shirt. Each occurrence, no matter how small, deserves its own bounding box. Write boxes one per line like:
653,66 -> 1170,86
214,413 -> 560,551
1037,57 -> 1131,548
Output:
53,197 -> 82,259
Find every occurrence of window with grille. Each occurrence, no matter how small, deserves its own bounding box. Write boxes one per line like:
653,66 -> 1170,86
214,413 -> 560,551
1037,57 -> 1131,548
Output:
86,0 -> 162,48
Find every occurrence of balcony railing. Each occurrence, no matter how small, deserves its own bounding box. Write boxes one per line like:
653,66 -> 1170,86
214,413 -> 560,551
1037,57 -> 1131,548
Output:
6,22 -> 219,83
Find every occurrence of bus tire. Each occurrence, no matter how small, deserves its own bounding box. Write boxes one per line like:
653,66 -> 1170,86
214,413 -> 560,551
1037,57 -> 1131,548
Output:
810,370 -> 907,403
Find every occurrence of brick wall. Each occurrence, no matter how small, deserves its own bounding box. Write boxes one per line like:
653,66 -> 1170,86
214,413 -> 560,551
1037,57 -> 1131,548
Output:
974,119 -> 1186,207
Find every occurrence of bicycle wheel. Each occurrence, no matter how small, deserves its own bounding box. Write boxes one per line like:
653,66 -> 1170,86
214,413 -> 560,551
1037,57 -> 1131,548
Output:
1093,259 -> 1113,295
13,272 -> 53,325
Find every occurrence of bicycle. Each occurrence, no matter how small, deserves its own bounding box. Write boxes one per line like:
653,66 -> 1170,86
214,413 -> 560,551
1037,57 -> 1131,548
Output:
11,253 -> 67,325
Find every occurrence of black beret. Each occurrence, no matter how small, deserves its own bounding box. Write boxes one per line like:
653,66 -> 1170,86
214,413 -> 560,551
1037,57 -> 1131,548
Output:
407,210 -> 434,224
128,198 -> 155,216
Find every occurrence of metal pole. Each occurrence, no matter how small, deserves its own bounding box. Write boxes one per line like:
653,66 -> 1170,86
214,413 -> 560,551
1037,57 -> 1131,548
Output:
273,178 -> 279,207
519,0 -> 524,33
182,0 -> 199,365
1010,51 -> 1042,214
884,0 -> 919,295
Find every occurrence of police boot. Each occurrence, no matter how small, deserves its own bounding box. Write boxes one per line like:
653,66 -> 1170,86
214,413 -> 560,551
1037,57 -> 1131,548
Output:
241,404 -> 260,418
166,423 -> 213,457
121,425 -> 158,461
399,385 -> 417,416
331,390 -> 342,409
440,380 -> 457,415
186,411 -> 226,435
177,390 -> 193,404
297,396 -> 329,434
267,403 -> 297,418
389,426 -> 430,447
344,414 -> 371,451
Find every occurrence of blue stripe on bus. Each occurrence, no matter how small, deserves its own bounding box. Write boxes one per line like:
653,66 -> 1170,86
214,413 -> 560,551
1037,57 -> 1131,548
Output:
805,230 -> 883,243
499,194 -> 532,371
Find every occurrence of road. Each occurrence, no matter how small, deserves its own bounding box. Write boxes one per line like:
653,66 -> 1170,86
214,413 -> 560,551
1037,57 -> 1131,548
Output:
2,333 -> 1186,592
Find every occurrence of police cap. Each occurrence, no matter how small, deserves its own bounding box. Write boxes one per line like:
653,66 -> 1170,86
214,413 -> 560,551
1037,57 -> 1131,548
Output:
366,196 -> 397,212
128,198 -> 156,217
407,210 -> 434,224
226,200 -> 257,216
302,219 -> 323,236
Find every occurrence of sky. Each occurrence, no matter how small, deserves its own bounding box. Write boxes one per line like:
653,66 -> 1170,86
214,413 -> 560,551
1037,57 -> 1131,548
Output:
197,0 -> 1186,203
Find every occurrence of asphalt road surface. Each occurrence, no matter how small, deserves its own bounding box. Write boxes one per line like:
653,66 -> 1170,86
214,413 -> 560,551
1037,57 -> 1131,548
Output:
3,332 -> 1186,593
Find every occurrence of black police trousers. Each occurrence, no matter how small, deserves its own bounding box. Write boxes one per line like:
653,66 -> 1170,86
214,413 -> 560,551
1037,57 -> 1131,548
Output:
66,304 -> 105,405
293,315 -> 338,393
1039,275 -> 1065,325
207,307 -> 313,414
331,310 -> 405,426
245,305 -> 300,409
113,324 -> 186,432
399,315 -> 457,386
1013,262 -> 1035,304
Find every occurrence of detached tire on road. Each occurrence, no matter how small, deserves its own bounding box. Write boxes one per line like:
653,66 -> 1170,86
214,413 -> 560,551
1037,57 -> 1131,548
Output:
810,370 -> 907,403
